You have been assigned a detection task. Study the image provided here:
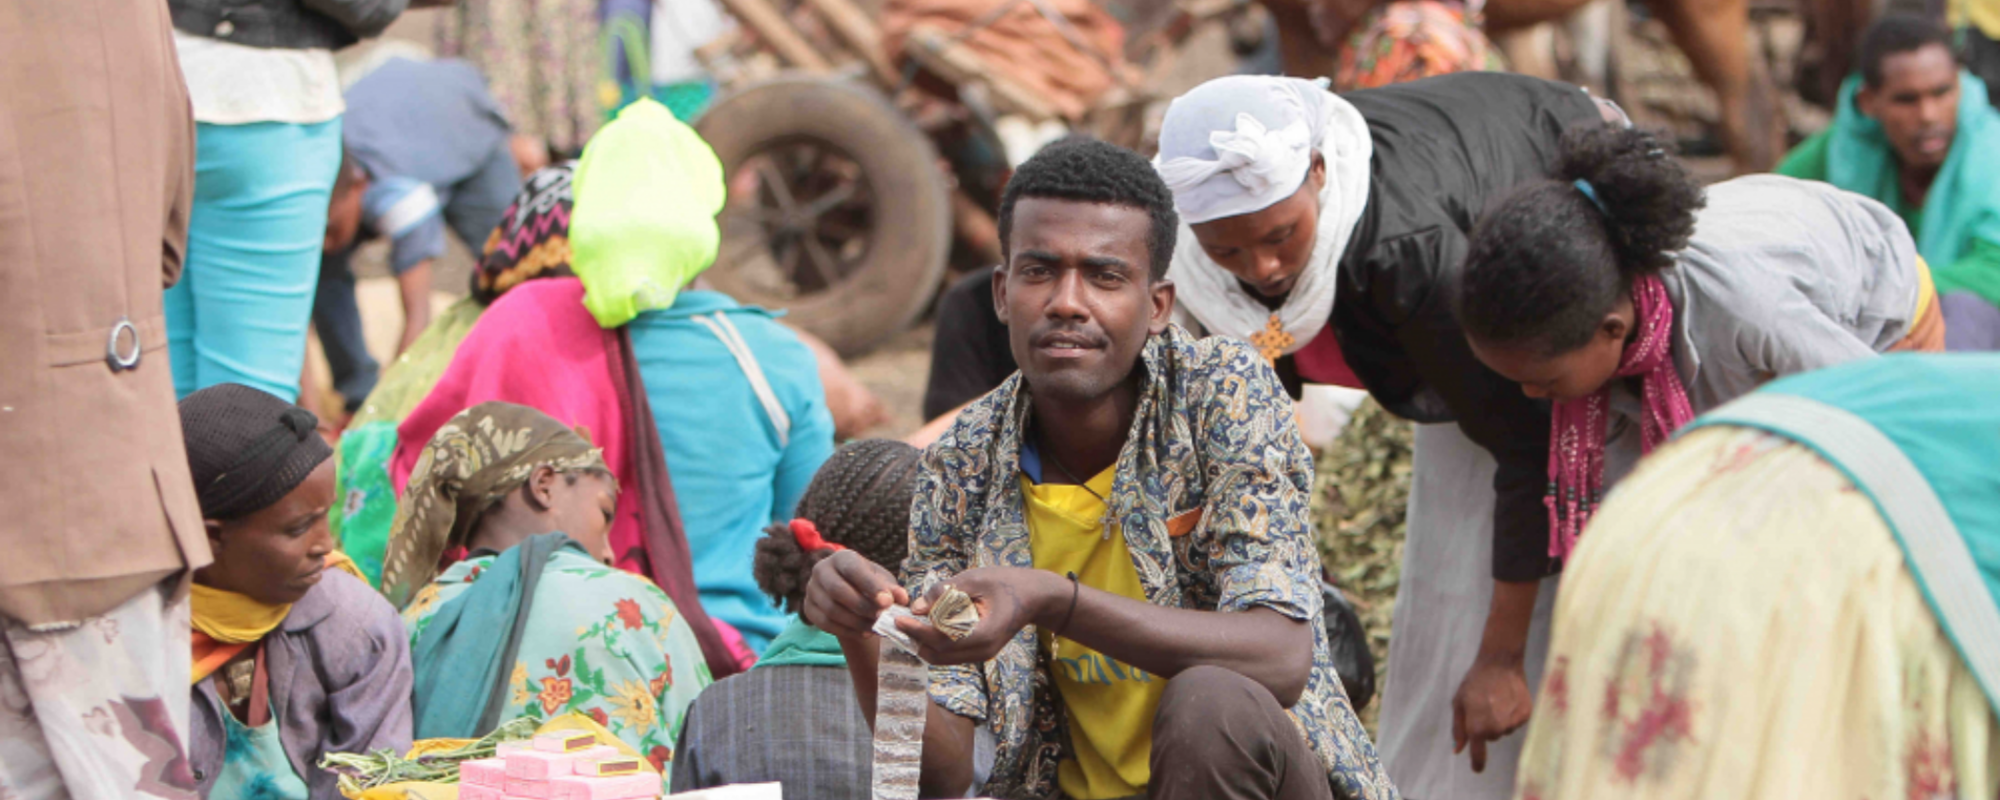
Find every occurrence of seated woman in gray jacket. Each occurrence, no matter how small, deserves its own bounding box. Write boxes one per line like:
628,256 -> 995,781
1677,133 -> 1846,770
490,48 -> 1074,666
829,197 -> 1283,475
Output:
180,384 -> 412,800
1446,125 -> 1941,760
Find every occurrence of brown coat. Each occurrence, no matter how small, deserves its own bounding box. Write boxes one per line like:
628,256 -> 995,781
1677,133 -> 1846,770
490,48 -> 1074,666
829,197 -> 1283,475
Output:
0,0 -> 210,627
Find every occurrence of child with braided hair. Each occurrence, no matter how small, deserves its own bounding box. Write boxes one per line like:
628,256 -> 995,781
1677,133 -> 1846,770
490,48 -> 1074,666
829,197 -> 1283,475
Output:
671,439 -> 923,798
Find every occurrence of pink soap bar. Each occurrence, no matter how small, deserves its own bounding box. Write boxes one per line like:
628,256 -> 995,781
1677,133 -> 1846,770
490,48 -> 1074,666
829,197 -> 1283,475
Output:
507,749 -> 576,780
461,757 -> 507,787
562,746 -> 620,775
533,731 -> 599,753
498,741 -> 530,756
549,773 -> 662,800
509,745 -> 621,778
460,784 -> 502,800
503,777 -> 552,799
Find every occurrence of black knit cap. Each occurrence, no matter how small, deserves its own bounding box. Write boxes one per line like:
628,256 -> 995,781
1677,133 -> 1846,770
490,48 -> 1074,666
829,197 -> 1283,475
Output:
180,383 -> 333,521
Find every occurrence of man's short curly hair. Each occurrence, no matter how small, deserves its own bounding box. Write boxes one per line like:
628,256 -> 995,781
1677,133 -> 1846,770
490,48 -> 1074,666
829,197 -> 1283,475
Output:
996,138 -> 1180,281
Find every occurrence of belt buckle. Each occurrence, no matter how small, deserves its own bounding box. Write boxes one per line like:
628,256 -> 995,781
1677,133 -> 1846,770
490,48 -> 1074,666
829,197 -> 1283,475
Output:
105,317 -> 141,372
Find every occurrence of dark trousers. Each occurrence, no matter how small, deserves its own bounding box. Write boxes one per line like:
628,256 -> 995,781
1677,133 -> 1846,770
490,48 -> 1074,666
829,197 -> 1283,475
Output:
313,246 -> 377,413
1149,666 -> 1334,800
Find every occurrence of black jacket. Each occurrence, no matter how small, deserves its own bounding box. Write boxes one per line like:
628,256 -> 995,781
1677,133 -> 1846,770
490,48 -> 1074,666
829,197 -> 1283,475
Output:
1310,73 -> 1599,582
170,0 -> 406,51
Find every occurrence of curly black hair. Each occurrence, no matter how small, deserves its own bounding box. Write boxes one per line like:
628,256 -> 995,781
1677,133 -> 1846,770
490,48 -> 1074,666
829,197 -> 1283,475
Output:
996,137 -> 1180,281
1454,126 -> 1705,354
1859,14 -> 1955,88
751,439 -> 922,613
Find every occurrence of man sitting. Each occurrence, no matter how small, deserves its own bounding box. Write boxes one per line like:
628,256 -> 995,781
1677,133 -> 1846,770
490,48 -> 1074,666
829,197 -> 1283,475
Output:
1777,14 -> 2000,350
802,139 -> 1394,800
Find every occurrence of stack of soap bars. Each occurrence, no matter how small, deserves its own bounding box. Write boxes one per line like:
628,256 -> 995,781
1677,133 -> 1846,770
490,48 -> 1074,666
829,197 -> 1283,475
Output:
459,732 -> 659,800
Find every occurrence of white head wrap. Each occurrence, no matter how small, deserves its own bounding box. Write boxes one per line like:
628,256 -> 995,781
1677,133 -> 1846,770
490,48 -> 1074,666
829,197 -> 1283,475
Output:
1153,76 -> 1373,358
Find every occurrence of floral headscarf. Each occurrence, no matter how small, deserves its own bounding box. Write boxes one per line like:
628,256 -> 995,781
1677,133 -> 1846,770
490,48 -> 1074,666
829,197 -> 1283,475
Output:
381,402 -> 609,608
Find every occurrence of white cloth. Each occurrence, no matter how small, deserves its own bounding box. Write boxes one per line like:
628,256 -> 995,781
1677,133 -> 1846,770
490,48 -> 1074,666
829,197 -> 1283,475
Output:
0,580 -> 192,800
1154,76 -> 1372,356
651,0 -> 734,86
172,31 -> 343,125
1374,423 -> 1561,800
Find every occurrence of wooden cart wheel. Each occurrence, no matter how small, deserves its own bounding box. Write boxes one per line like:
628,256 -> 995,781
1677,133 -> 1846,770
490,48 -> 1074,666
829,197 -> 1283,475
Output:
697,77 -> 953,357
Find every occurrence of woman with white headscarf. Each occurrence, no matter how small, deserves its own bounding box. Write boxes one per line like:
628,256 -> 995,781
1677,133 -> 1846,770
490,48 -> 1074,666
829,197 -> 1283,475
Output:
1154,72 -> 1619,800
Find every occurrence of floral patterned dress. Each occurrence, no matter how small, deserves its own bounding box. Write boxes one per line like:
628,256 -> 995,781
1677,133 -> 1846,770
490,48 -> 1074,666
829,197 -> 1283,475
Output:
1515,425 -> 2000,799
433,0 -> 603,154
403,549 -> 711,778
1332,0 -> 1503,92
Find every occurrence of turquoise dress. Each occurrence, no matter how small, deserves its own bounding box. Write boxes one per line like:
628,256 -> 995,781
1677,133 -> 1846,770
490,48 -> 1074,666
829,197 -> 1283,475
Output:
213,712 -> 309,800
403,548 -> 713,778
211,657 -> 309,800
627,290 -> 835,652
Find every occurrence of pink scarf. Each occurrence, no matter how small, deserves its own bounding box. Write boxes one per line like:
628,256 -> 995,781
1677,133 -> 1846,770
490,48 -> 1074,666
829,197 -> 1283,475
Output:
1545,273 -> 1694,559
391,278 -> 751,677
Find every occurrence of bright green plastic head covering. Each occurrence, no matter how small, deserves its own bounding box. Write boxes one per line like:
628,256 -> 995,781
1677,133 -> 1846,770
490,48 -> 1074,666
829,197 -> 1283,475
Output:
569,98 -> 726,328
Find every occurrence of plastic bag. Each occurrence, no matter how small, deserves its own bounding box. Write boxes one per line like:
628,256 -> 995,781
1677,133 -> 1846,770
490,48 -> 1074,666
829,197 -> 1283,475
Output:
569,98 -> 726,329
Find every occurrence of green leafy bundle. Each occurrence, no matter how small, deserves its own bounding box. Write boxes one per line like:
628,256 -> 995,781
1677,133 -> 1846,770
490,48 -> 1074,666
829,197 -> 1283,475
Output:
1311,399 -> 1413,732
320,717 -> 539,794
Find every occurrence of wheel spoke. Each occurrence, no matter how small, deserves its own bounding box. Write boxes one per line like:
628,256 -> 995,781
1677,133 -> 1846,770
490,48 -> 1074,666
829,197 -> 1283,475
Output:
775,235 -> 804,283
797,182 -> 859,219
800,234 -> 845,287
722,207 -> 782,228
755,161 -> 799,212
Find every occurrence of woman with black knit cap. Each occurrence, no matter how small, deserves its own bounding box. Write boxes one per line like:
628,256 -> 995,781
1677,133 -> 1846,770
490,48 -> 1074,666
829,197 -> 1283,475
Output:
181,383 -> 412,800
670,439 -> 923,798
1444,125 -> 1941,757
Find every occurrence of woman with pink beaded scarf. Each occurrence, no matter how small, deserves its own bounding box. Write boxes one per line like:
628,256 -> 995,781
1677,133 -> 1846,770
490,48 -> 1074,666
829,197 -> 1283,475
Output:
1446,125 -> 1941,771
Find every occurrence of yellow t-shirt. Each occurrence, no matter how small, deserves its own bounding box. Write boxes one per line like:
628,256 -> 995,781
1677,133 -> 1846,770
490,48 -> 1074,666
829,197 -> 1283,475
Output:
1023,466 -> 1166,800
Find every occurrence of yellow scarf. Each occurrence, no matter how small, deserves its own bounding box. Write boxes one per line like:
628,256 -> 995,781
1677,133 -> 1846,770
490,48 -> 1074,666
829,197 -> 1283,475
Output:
191,553 -> 364,683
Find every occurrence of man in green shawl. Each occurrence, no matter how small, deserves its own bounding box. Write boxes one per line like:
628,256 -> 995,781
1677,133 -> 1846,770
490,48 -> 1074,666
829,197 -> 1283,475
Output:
1777,14 -> 2000,350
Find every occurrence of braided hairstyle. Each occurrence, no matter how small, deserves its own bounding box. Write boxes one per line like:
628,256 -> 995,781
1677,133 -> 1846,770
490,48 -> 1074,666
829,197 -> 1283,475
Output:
1454,126 -> 1705,355
752,439 -> 923,613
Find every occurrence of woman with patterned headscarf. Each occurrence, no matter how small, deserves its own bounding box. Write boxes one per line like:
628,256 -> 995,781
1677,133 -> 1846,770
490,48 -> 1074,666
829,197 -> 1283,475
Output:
334,150 -> 882,590
332,161 -> 581,586
386,101 -> 838,676
395,402 -> 711,783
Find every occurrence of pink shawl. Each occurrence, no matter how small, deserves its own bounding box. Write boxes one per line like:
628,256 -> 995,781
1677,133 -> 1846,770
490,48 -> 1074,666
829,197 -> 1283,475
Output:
391,277 -> 747,676
1545,273 -> 1695,559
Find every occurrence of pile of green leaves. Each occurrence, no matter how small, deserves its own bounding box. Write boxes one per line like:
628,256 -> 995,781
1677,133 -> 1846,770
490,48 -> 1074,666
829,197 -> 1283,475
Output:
1311,399 -> 1413,732
321,716 -> 539,793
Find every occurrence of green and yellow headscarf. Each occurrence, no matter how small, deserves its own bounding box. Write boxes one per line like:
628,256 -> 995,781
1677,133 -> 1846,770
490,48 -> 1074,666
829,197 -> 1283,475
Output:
380,403 -> 610,609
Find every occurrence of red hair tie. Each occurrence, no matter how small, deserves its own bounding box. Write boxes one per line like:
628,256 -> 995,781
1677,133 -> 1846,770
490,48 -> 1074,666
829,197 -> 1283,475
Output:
790,518 -> 845,553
